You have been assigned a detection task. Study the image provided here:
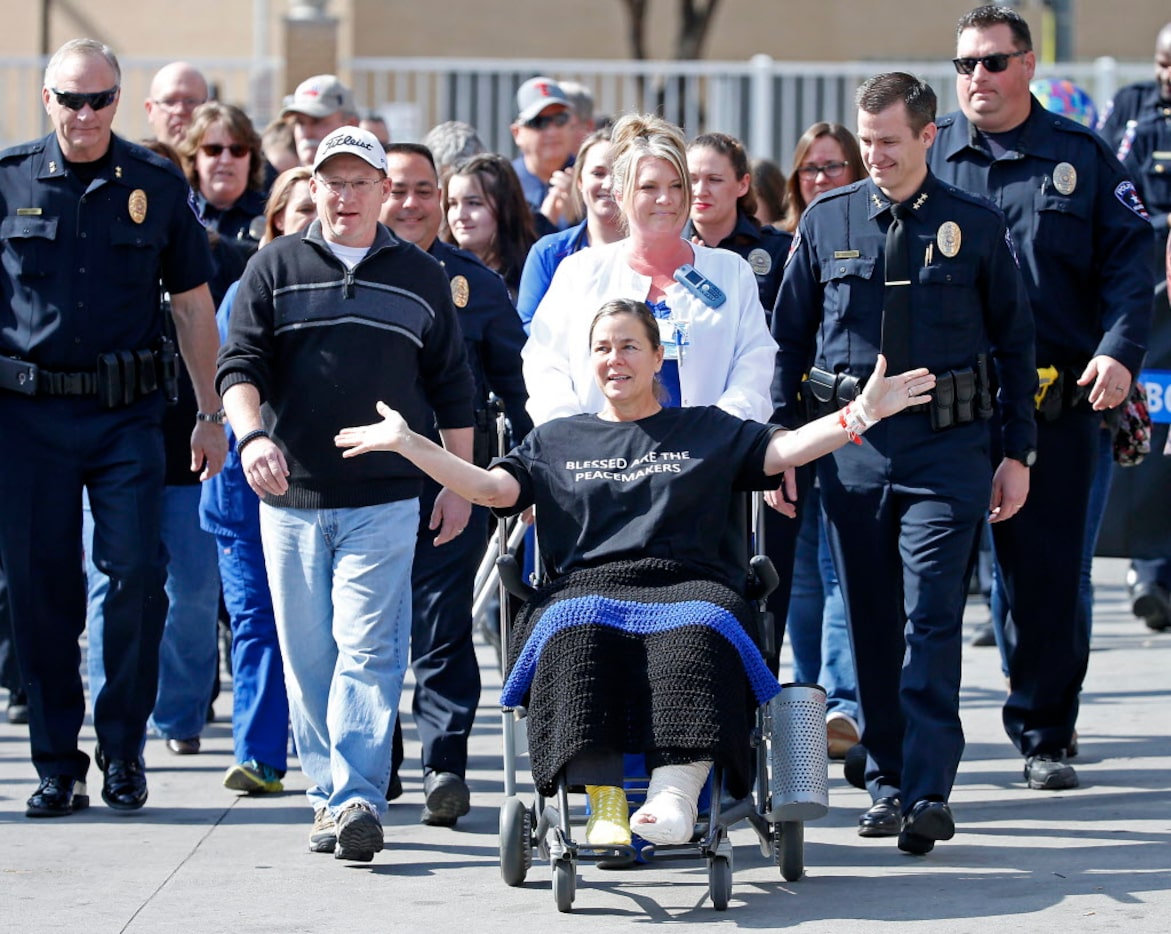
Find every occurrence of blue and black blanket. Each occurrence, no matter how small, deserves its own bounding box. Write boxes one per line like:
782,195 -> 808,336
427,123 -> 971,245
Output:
501,557 -> 781,798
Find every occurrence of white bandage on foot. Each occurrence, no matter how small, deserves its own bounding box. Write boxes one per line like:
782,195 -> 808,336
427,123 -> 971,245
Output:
630,760 -> 711,845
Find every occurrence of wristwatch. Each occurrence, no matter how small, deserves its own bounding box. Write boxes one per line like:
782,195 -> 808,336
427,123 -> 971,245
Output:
196,408 -> 226,425
1006,448 -> 1037,467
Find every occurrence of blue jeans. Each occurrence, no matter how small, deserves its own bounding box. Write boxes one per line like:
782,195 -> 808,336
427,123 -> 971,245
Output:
216,534 -> 288,771
260,499 -> 417,816
85,485 -> 220,742
784,486 -> 857,721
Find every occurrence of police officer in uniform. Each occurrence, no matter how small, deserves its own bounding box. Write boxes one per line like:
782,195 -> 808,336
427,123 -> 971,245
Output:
379,143 -> 532,825
1098,22 -> 1171,157
773,72 -> 1036,854
930,6 -> 1153,791
0,39 -> 225,817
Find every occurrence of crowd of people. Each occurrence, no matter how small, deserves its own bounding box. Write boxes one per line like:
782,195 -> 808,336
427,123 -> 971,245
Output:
0,2 -> 1165,870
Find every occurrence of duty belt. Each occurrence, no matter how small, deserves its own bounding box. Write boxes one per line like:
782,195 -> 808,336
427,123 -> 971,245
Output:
0,339 -> 178,408
39,369 -> 99,396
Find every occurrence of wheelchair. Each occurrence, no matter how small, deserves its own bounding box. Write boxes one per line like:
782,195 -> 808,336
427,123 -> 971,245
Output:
487,491 -> 830,913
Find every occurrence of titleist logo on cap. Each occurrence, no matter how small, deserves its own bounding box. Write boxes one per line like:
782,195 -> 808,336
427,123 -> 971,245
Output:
323,133 -> 375,152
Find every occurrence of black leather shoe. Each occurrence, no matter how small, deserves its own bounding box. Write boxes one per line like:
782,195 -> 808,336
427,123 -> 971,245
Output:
421,771 -> 470,827
1132,582 -> 1171,631
7,689 -> 29,724
858,796 -> 901,837
386,772 -> 403,802
898,799 -> 954,855
102,758 -> 148,811
843,743 -> 867,791
26,775 -> 90,818
1024,754 -> 1078,790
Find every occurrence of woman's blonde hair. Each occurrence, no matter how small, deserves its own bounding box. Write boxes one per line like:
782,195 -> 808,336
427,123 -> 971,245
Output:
608,113 -> 691,231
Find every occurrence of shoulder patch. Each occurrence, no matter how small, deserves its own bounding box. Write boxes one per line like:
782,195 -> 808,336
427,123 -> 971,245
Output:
784,228 -> 801,268
1115,180 -> 1149,219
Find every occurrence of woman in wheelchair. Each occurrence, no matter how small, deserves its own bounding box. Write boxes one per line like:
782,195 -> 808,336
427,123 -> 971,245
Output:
336,298 -> 933,847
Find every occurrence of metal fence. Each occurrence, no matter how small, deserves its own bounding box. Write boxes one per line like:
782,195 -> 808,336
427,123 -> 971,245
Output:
350,54 -> 1150,167
1,53 -> 1151,170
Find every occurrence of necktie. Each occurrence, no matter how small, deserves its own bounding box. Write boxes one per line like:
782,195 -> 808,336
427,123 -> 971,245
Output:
880,202 -> 912,375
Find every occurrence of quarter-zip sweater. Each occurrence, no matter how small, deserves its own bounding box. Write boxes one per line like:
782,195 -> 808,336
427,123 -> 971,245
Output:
216,220 -> 475,509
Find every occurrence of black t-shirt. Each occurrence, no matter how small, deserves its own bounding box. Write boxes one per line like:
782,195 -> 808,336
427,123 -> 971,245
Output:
492,406 -> 779,585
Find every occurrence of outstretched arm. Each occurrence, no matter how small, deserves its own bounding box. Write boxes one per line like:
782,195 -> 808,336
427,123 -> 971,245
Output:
764,355 -> 935,474
335,402 -> 522,509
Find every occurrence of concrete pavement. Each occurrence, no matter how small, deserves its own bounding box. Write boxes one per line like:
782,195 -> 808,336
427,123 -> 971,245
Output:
1,557 -> 1168,932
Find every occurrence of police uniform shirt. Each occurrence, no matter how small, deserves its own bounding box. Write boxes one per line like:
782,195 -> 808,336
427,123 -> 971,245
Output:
929,98 -> 1153,378
683,211 -> 792,315
1122,106 -> 1171,233
195,187 -> 267,243
0,132 -> 213,370
428,239 -> 533,442
773,172 -> 1036,454
1098,79 -> 1164,156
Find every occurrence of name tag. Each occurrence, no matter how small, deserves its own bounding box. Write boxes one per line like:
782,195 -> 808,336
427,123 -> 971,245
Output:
833,250 -> 860,259
16,207 -> 42,216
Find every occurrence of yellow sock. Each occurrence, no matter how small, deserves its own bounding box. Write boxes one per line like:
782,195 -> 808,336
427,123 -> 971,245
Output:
585,784 -> 631,846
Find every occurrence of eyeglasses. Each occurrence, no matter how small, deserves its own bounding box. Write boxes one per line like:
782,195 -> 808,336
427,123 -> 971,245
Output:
200,143 -> 250,159
316,176 -> 383,196
50,86 -> 119,112
796,161 -> 849,180
151,97 -> 207,112
952,50 -> 1028,75
522,110 -> 571,131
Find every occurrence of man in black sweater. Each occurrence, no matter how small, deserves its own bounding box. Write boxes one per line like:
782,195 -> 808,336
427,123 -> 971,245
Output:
217,126 -> 475,863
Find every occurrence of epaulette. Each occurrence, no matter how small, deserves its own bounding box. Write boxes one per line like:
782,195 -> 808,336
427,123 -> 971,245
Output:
0,137 -> 47,164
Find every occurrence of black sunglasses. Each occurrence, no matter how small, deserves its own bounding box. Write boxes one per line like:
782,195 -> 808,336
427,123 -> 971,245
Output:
50,86 -> 119,111
200,143 -> 250,159
952,50 -> 1028,76
523,110 -> 571,131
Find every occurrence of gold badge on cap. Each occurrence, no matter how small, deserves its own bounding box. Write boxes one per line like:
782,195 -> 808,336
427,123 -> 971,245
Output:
937,221 -> 962,258
128,189 -> 148,224
747,248 -> 772,276
1052,162 -> 1077,196
450,274 -> 469,308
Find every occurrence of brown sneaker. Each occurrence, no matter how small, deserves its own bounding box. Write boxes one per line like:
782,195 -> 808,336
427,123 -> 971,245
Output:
309,807 -> 337,853
826,713 -> 860,760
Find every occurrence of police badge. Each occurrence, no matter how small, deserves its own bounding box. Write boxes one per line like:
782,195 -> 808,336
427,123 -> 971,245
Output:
128,189 -> 148,224
937,221 -> 961,258
450,274 -> 470,308
1052,162 -> 1077,196
747,248 -> 772,276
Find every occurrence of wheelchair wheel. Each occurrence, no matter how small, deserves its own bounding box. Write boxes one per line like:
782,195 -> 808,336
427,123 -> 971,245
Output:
499,796 -> 532,886
708,853 -> 732,911
775,821 -> 804,882
552,856 -> 576,912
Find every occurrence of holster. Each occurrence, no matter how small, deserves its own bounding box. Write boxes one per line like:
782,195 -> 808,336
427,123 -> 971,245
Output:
929,365 -> 986,432
473,407 -> 497,469
0,355 -> 38,396
802,366 -> 860,421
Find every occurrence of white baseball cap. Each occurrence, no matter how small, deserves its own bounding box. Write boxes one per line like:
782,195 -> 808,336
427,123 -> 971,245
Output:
312,126 -> 388,174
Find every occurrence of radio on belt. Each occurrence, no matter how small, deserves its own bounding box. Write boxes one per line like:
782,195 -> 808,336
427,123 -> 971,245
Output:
672,263 -> 726,308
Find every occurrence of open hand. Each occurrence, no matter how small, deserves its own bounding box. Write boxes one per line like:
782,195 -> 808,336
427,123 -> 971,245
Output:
859,354 -> 935,421
334,401 -> 411,457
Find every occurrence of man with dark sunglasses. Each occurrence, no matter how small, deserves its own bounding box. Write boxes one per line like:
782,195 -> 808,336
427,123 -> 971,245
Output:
930,5 -> 1153,793
510,76 -> 579,231
0,38 -> 225,818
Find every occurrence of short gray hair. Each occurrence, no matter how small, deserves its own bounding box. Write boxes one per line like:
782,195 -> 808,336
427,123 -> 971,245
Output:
422,120 -> 486,175
44,38 -> 121,89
